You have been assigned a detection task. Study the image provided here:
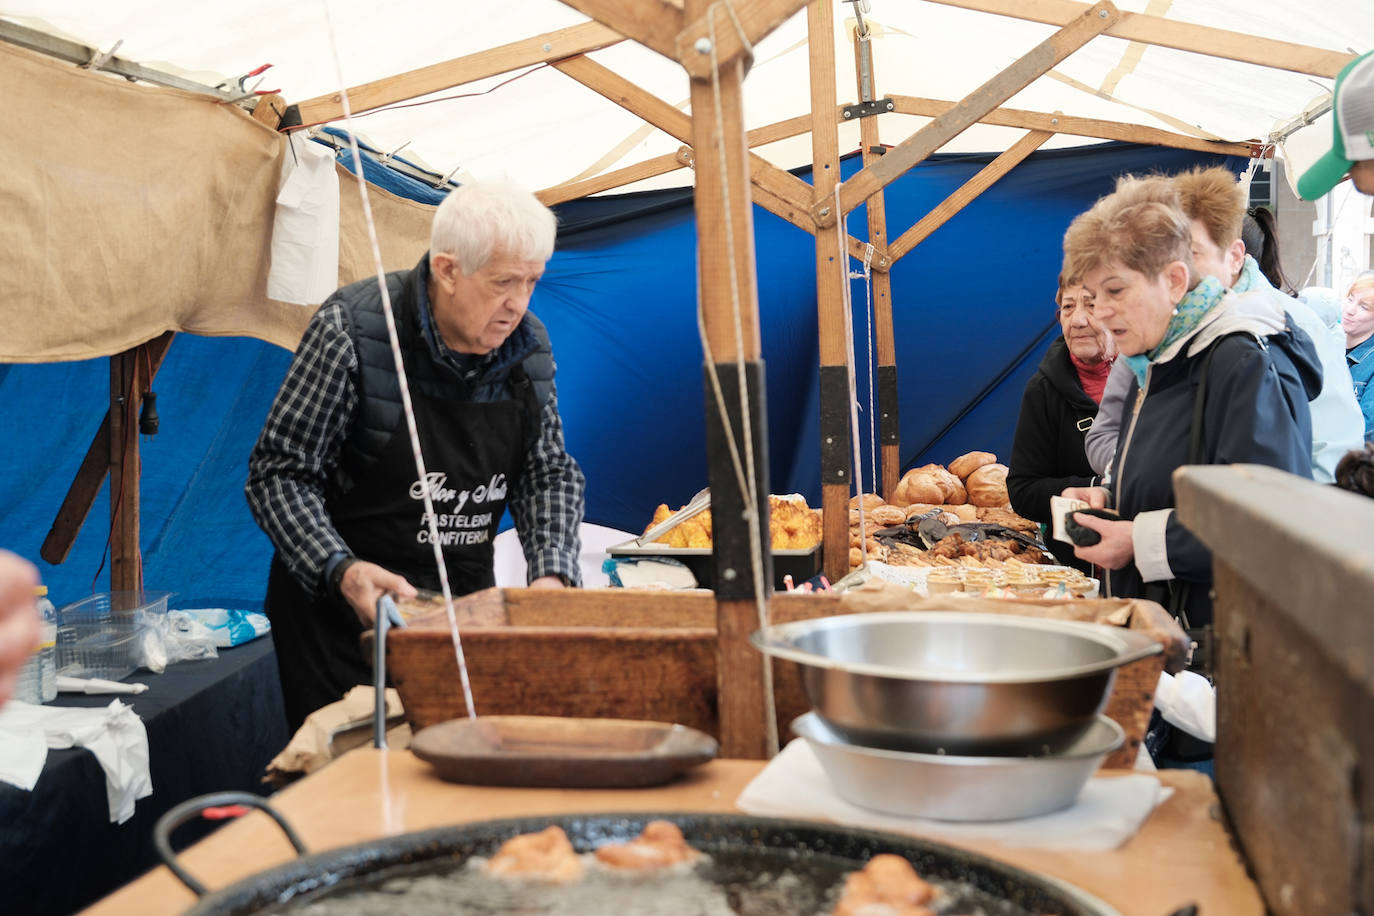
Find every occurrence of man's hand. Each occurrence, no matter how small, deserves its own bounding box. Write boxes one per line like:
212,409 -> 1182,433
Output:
1073,514 -> 1135,569
1060,485 -> 1111,509
528,576 -> 566,590
0,551 -> 40,705
339,560 -> 417,626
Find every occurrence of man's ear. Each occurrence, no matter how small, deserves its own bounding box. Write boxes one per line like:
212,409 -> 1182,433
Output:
1228,238 -> 1246,276
430,252 -> 461,293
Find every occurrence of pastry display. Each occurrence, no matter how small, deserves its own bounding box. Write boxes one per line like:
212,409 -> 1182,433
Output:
642,494 -> 822,551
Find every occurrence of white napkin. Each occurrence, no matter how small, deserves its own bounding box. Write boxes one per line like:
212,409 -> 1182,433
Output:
737,739 -> 1170,852
0,724 -> 48,790
0,699 -> 153,823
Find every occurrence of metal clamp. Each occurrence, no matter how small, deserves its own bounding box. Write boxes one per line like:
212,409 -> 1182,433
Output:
842,98 -> 895,121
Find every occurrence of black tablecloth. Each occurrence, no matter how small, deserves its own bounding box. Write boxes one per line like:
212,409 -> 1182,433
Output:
0,635 -> 288,915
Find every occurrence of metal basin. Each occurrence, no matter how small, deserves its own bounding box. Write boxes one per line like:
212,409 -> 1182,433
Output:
793,711 -> 1125,821
752,611 -> 1161,755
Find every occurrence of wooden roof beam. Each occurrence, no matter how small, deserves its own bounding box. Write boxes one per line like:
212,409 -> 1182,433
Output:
558,0 -> 685,62
821,0 -> 1120,224
678,0 -> 811,80
889,128 -> 1053,263
294,20 -> 625,125
925,0 -> 1355,78
889,94 -> 1261,158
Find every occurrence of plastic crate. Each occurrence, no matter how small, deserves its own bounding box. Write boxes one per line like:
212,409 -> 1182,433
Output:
55,591 -> 170,680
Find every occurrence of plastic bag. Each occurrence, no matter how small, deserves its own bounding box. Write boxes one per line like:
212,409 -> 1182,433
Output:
178,608 -> 270,647
137,609 -> 220,674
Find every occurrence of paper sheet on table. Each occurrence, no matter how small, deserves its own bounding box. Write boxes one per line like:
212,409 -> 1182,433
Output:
737,738 -> 1171,852
0,699 -> 151,823
0,723 -> 48,790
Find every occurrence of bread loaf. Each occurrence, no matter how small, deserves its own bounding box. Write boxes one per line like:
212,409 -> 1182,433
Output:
892,470 -> 944,507
949,451 -> 997,481
849,493 -> 885,511
966,462 -> 1010,508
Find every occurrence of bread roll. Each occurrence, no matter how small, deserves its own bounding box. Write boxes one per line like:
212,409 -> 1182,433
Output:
892,470 -> 944,507
870,505 -> 906,527
949,451 -> 997,481
903,502 -> 944,520
849,493 -> 885,511
949,503 -> 980,522
966,463 -> 1010,508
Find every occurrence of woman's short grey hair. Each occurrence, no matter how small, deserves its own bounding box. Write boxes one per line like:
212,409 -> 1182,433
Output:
430,182 -> 557,274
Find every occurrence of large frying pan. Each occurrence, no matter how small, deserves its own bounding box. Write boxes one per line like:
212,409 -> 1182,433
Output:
157,794 -> 1123,915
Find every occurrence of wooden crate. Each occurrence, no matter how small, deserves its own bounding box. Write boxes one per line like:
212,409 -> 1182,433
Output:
382,586 -> 1185,767
1177,465 -> 1374,914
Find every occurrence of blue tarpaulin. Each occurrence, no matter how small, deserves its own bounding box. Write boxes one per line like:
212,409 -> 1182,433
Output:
0,142 -> 1240,609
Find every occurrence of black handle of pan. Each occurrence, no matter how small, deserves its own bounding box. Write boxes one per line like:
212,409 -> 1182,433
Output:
153,791 -> 309,897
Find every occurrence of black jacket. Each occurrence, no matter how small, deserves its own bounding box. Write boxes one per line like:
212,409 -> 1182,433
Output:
1108,303 -> 1320,626
1008,337 -> 1103,525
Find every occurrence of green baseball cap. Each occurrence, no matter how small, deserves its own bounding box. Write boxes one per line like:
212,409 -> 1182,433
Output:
1298,49 -> 1374,200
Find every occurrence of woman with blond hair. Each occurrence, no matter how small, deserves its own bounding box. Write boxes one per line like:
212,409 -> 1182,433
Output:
1060,175 -> 1318,629
1343,273 -> 1374,441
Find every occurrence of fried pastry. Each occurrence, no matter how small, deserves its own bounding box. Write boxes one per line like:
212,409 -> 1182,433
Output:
594,820 -> 702,870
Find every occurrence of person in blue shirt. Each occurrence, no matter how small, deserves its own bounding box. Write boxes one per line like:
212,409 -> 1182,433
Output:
1343,274 -> 1374,442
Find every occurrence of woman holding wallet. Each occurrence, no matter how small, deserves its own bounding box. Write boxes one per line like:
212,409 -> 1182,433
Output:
1057,174 -> 1317,628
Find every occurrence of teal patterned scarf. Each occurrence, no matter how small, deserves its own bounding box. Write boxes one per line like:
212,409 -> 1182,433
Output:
1123,275 -> 1226,386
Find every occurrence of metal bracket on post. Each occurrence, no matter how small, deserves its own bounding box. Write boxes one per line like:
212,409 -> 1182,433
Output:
703,362 -> 773,601
818,366 -> 852,485
877,365 -> 900,445
842,98 -> 895,121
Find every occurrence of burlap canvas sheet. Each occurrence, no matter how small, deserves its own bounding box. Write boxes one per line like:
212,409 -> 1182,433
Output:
0,41 -> 432,362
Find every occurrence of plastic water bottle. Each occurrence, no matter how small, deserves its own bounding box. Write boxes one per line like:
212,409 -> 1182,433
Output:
35,587 -> 57,703
13,586 -> 56,705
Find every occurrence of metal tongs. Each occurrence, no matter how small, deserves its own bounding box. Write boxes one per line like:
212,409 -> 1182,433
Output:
373,594 -> 407,749
635,486 -> 711,546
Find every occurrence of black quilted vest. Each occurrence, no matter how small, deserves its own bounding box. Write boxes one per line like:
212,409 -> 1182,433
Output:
331,255 -> 555,493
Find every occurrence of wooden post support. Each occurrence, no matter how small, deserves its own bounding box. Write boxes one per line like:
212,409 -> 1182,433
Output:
851,25 -> 900,502
251,94 -> 286,129
108,347 -> 143,592
808,0 -> 852,584
683,0 -> 774,760
44,333 -> 174,566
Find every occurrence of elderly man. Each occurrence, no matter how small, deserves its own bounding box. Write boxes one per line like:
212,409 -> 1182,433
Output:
247,182 -> 585,731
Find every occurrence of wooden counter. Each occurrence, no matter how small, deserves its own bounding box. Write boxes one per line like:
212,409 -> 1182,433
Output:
85,748 -> 1262,915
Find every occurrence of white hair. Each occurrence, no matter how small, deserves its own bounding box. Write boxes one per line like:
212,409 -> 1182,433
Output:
429,182 -> 557,274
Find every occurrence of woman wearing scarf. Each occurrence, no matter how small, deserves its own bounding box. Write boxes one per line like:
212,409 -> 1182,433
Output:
1060,175 -> 1318,629
1083,167 -> 1362,483
1007,275 -> 1116,573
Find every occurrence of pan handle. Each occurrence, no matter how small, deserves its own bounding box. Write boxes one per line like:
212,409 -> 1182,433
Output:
154,791 -> 309,897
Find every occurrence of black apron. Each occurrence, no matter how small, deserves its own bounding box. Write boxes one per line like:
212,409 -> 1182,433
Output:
265,364 -> 539,733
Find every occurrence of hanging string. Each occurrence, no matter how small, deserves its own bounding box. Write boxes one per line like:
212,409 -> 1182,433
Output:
850,242 -> 878,496
835,185 -> 869,565
700,1 -> 778,758
318,2 -> 476,721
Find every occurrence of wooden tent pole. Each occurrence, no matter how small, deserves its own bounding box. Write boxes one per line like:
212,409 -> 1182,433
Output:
851,24 -> 899,502
808,0 -> 852,584
682,0 -> 774,760
108,346 -> 145,592
43,333 -> 174,567
822,0 -> 1119,223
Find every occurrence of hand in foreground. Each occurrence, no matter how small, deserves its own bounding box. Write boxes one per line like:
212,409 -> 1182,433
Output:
340,561 -> 417,626
0,551 -> 41,704
1060,485 -> 1111,510
1072,514 -> 1135,569
528,576 -> 566,590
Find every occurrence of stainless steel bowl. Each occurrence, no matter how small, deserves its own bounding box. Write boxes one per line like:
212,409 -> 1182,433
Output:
752,611 -> 1161,755
793,711 -> 1125,821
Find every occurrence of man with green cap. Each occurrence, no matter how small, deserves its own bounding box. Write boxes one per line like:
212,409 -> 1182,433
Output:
1298,49 -> 1374,199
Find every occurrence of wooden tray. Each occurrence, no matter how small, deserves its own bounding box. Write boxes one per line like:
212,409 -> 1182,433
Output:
409,715 -> 718,788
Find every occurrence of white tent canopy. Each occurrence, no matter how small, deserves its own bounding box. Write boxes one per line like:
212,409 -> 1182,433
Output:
7,1 -> 1373,195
